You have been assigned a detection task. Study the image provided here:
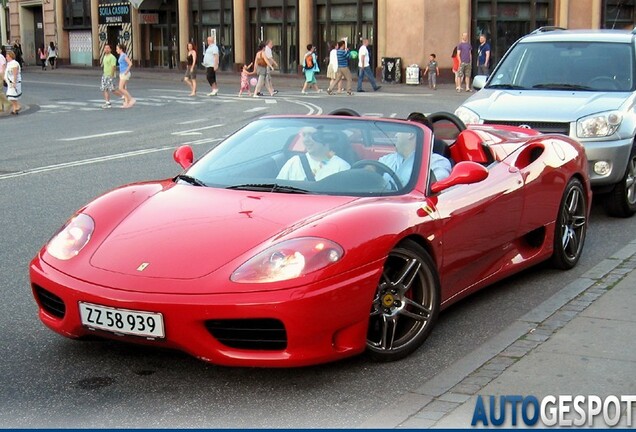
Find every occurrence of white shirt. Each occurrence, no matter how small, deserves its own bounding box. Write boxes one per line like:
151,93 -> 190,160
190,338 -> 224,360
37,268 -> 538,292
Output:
277,154 -> 350,181
378,152 -> 451,186
202,44 -> 219,68
4,59 -> 21,84
329,48 -> 338,72
265,45 -> 273,59
358,45 -> 370,68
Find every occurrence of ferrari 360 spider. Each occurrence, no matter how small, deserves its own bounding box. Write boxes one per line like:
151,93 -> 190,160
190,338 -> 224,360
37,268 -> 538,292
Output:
30,111 -> 591,367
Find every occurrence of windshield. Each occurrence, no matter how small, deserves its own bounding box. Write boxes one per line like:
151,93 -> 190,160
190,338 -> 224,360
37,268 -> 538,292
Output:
488,41 -> 634,92
184,118 -> 430,196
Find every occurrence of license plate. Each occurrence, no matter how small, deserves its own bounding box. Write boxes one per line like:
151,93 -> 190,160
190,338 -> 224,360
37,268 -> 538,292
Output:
79,302 -> 165,339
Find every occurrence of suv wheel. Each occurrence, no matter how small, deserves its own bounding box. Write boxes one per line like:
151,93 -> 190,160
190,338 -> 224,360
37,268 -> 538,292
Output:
606,144 -> 636,218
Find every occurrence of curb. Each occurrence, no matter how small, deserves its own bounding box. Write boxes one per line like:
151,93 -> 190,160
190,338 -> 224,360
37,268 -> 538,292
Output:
359,239 -> 636,428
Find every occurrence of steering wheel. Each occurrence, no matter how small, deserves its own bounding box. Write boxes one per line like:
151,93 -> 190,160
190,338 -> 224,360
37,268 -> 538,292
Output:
351,159 -> 403,190
588,76 -> 620,90
427,112 -> 467,133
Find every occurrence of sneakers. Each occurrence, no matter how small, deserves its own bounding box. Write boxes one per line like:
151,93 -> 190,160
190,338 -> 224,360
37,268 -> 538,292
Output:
272,90 -> 279,95
374,85 -> 382,91
301,91 -> 307,94
207,89 -> 218,96
326,89 -> 333,95
256,92 -> 264,96
101,102 -> 112,109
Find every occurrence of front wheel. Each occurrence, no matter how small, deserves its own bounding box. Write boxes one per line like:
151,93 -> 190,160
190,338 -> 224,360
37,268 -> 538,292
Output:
605,145 -> 636,218
551,178 -> 588,269
366,240 -> 440,362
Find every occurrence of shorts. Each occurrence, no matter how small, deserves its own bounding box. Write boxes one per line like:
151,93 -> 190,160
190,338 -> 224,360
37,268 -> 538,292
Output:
458,62 -> 471,79
100,75 -> 116,92
185,68 -> 197,79
206,67 -> 217,85
304,70 -> 316,84
119,71 -> 131,82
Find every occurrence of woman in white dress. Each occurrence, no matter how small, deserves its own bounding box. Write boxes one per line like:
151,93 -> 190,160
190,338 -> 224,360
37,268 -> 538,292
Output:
4,50 -> 21,115
327,42 -> 343,93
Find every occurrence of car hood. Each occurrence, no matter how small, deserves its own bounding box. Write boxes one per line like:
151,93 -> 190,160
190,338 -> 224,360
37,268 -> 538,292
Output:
463,90 -> 632,122
89,185 -> 356,279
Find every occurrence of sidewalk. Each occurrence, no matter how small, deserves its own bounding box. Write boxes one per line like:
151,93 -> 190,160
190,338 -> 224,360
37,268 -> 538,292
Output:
361,239 -> 636,428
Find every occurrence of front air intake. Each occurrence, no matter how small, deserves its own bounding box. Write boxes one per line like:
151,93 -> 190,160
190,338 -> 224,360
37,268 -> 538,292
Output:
205,318 -> 287,350
33,285 -> 66,318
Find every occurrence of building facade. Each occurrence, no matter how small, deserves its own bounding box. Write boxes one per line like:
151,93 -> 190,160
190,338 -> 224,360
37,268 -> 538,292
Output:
3,0 -> 636,78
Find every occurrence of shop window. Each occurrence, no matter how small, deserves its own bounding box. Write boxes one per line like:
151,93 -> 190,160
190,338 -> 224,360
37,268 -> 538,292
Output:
63,0 -> 91,30
604,0 -> 635,29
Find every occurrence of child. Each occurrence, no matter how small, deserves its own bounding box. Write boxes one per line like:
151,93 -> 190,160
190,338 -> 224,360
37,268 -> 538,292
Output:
239,62 -> 255,97
423,53 -> 440,90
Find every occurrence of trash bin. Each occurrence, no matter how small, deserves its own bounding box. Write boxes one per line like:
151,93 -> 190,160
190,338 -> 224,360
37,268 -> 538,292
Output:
381,57 -> 402,83
406,64 -> 420,85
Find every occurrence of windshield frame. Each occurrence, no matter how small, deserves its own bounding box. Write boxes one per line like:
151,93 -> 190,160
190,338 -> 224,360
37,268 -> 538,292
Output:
182,116 -> 434,197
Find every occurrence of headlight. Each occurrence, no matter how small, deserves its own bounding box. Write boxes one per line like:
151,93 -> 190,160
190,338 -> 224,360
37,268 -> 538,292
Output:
231,237 -> 344,283
46,214 -> 95,260
577,111 -> 622,138
455,106 -> 481,125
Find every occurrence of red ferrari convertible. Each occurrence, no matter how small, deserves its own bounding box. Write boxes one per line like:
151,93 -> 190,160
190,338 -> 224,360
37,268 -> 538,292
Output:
30,111 -> 591,367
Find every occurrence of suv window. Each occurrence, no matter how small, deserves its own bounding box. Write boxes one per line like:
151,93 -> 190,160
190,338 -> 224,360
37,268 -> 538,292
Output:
489,41 -> 635,92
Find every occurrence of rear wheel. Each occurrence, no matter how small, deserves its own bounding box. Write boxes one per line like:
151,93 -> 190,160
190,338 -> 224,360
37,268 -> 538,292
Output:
551,178 -> 587,269
366,240 -> 440,362
605,145 -> 636,218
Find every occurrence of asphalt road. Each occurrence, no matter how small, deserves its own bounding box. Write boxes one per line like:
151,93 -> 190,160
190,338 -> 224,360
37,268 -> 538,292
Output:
0,71 -> 632,427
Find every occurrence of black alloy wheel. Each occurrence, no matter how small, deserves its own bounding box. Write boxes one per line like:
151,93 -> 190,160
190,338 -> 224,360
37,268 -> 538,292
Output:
551,178 -> 588,269
606,145 -> 636,218
367,240 -> 440,362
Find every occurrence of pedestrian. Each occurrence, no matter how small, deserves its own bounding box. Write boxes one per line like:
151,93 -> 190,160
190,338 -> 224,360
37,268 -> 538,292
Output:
477,34 -> 491,76
183,42 -> 197,96
99,44 -> 117,108
423,53 -> 440,90
12,39 -> 24,68
38,45 -> 47,70
253,42 -> 275,97
326,40 -> 353,96
238,62 -> 255,97
4,50 -> 22,115
202,36 -> 219,96
262,39 -> 278,96
47,41 -> 57,70
356,38 -> 381,92
456,32 -> 472,92
0,46 -> 9,112
451,46 -> 461,92
301,44 -> 322,94
327,41 -> 342,93
115,43 -> 135,108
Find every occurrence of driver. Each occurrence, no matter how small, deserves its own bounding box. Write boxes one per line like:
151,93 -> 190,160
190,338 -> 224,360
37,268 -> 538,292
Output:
277,127 -> 350,181
379,131 -> 452,186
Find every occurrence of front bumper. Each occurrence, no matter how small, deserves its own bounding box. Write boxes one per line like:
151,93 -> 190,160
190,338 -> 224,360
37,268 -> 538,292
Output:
30,256 -> 383,367
582,136 -> 633,187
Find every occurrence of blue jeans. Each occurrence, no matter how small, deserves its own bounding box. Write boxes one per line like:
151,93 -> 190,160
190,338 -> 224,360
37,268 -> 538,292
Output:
357,66 -> 379,91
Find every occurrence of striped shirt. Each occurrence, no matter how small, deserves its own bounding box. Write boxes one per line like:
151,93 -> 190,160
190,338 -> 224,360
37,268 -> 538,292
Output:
336,49 -> 350,68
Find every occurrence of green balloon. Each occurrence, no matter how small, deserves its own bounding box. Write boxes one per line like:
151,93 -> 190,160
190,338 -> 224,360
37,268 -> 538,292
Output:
350,50 -> 358,59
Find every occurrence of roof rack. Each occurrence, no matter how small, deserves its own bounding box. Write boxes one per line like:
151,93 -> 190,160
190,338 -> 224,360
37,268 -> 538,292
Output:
529,26 -> 567,35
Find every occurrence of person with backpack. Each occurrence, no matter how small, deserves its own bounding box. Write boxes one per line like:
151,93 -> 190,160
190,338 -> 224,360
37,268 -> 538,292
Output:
301,44 -> 322,94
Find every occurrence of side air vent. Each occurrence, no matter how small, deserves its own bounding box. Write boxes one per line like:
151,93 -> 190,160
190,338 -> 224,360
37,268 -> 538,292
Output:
33,285 -> 66,318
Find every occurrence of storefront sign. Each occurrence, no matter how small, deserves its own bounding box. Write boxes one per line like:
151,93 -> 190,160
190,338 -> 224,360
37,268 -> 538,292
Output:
98,3 -> 131,25
138,13 -> 159,24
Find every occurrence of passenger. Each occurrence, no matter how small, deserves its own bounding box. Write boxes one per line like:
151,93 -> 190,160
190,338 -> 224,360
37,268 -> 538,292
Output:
379,131 -> 452,186
277,128 -> 350,181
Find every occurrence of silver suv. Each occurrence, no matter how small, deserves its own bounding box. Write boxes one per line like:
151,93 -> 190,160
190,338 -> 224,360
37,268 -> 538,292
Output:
456,28 -> 636,217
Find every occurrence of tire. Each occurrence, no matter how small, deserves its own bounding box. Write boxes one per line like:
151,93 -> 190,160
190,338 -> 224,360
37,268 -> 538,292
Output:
605,145 -> 636,218
551,178 -> 588,270
366,240 -> 440,362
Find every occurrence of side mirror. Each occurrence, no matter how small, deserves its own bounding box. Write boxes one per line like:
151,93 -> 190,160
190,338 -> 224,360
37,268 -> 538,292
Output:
173,145 -> 194,169
472,75 -> 487,90
430,161 -> 488,194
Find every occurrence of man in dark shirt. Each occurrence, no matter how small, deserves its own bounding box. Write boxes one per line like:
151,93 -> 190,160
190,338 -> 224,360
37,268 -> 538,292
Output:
477,34 -> 491,76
